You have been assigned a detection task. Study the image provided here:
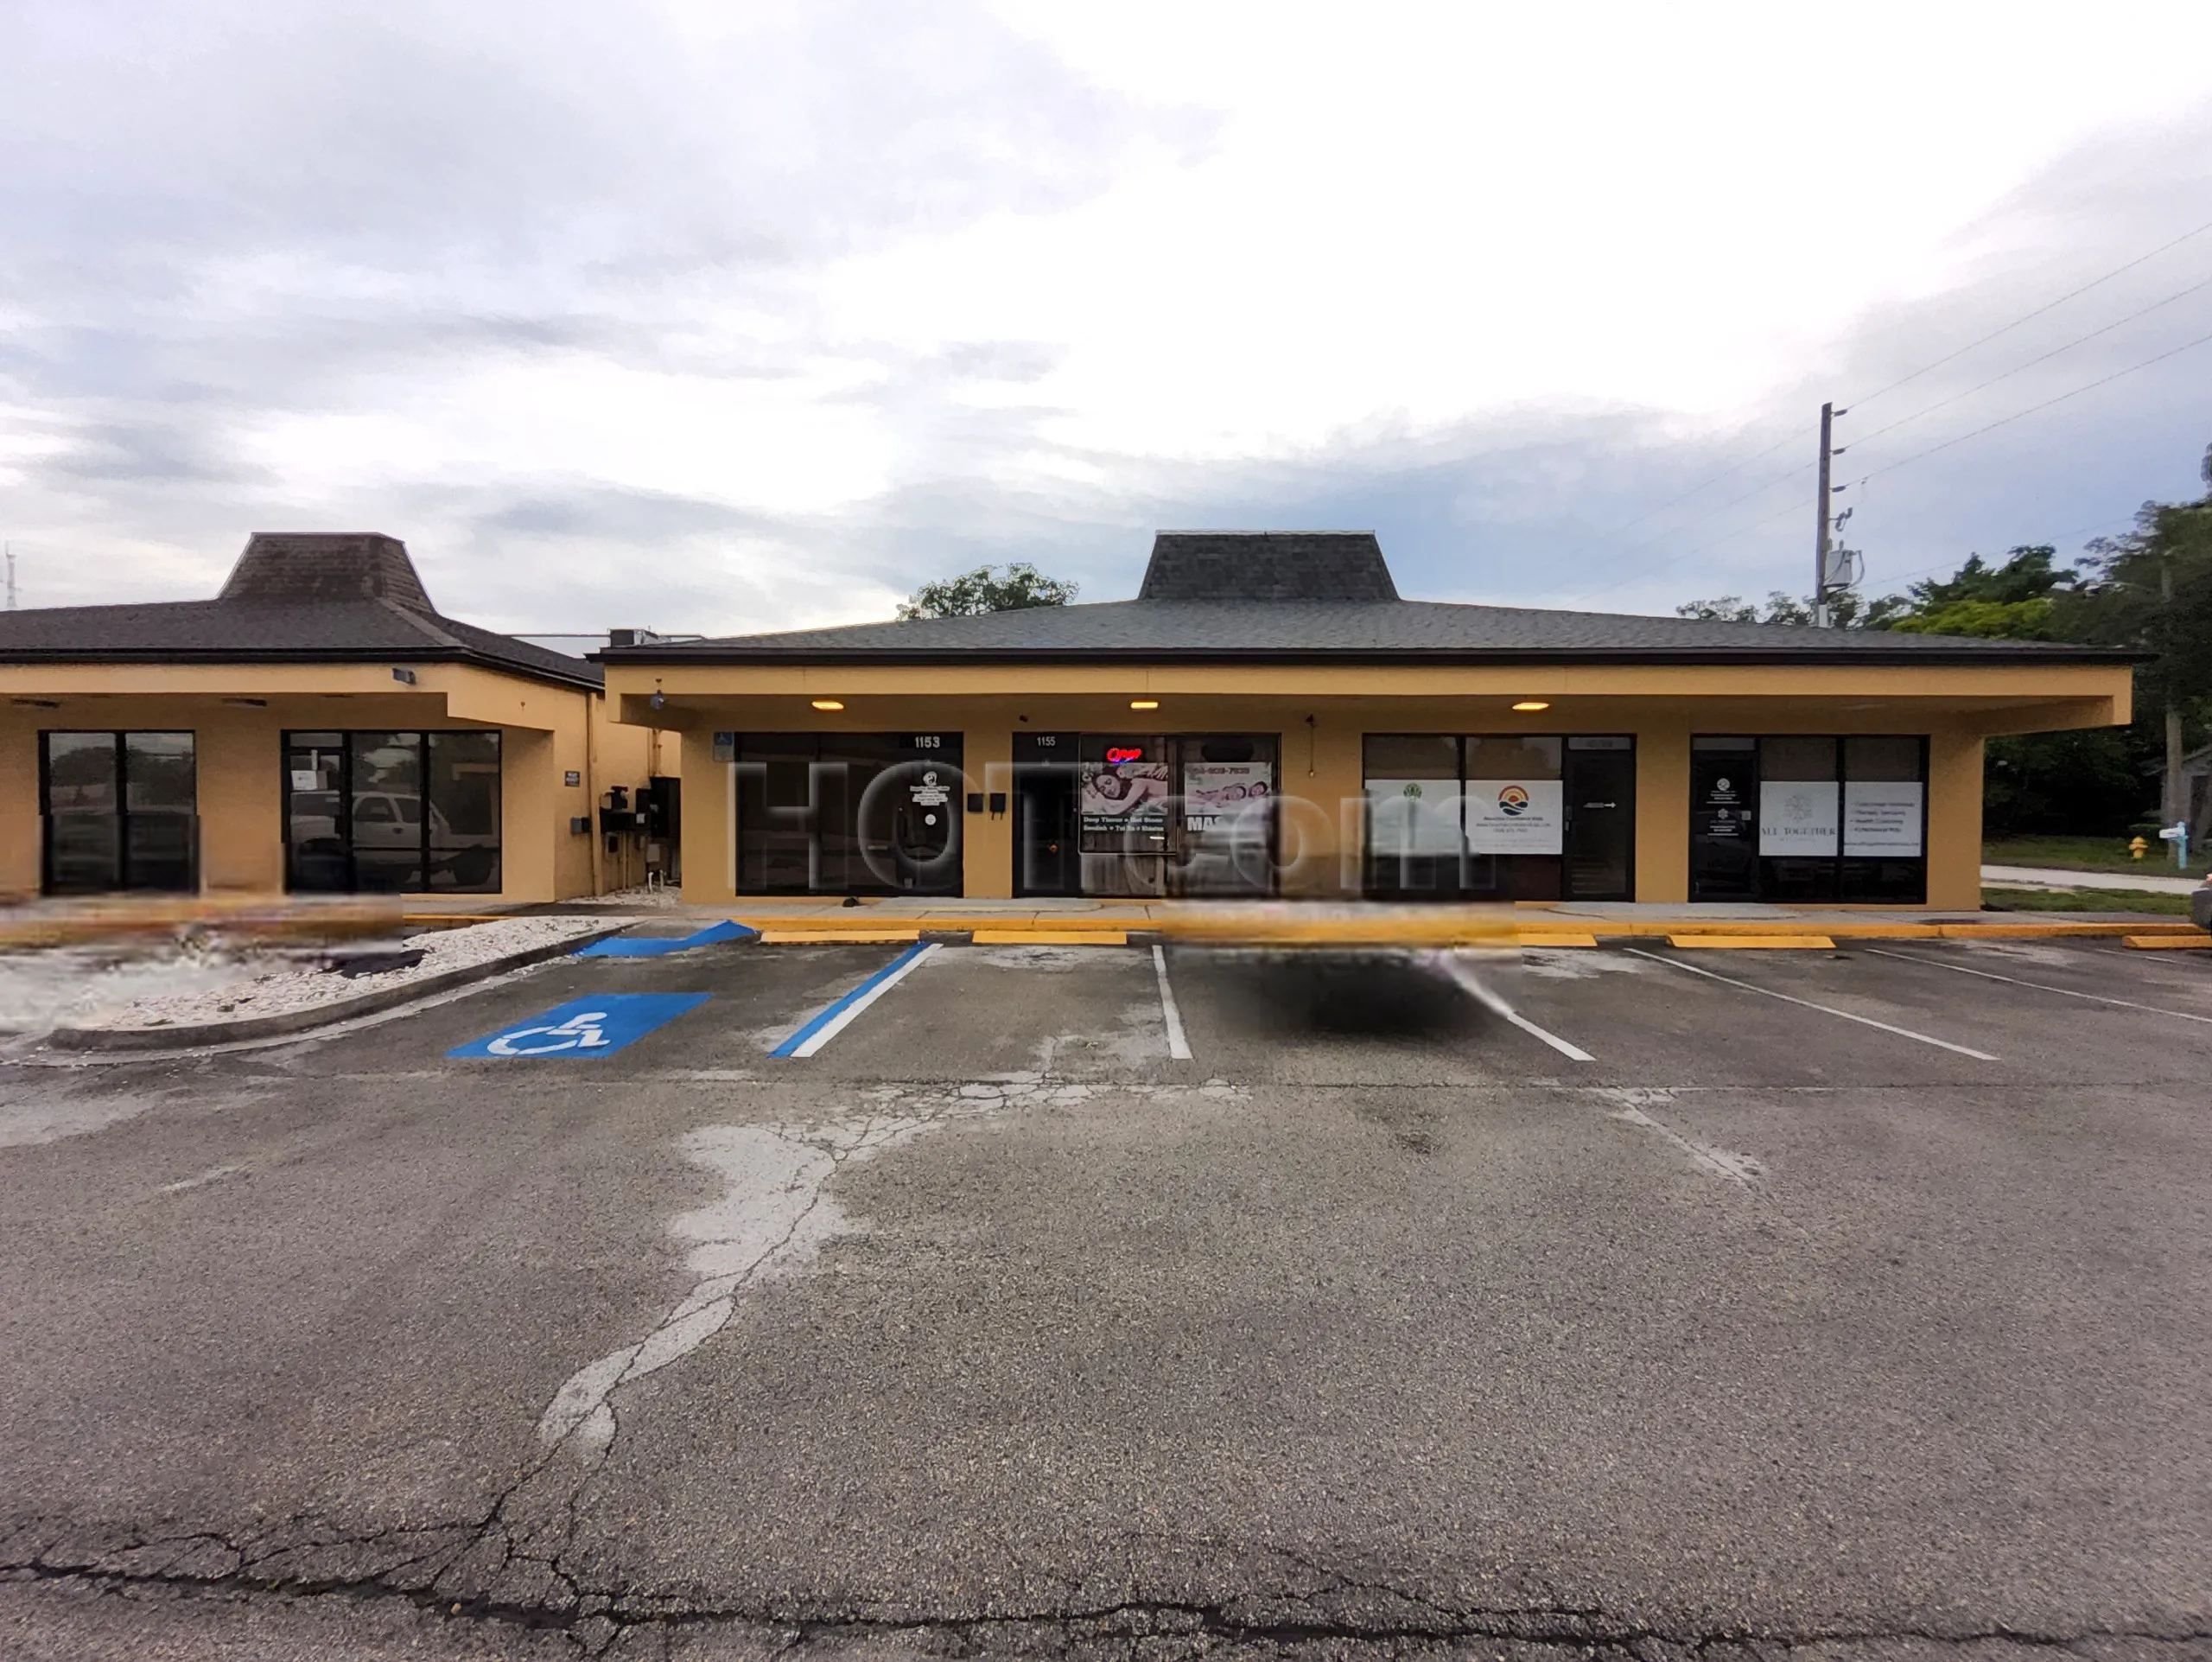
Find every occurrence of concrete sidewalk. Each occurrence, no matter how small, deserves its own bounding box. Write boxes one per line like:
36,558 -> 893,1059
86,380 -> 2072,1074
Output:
1982,862 -> 2204,895
527,893 -> 2208,946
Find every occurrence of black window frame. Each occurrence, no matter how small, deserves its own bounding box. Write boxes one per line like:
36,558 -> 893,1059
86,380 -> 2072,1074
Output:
282,729 -> 503,895
1688,734 -> 1929,904
1360,733 -> 1637,902
730,732 -> 965,897
37,729 -> 200,895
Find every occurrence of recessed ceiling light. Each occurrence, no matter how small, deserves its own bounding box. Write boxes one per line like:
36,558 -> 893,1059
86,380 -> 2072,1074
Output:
810,698 -> 844,711
1511,700 -> 1551,712
1129,698 -> 1160,710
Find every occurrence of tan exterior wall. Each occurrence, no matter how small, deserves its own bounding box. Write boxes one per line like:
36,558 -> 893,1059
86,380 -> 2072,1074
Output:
624,664 -> 2129,908
1925,729 -> 1986,911
0,662 -> 668,904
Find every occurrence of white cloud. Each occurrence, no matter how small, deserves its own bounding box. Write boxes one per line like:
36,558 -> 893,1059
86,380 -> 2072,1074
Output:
1,0 -> 2209,630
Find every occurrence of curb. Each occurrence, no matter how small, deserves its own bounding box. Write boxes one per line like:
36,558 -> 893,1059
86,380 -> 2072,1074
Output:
45,925 -> 625,1052
729,916 -> 2205,947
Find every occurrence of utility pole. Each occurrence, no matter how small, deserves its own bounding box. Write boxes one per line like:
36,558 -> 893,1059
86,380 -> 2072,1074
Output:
4,543 -> 15,611
1814,404 -> 1834,627
2163,551 -> 2183,826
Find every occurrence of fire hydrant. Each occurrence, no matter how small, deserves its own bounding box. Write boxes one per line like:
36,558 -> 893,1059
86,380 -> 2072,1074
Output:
2129,836 -> 2149,861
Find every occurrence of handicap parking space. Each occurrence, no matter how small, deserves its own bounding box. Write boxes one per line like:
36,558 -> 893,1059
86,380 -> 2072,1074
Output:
289,939 -> 918,1074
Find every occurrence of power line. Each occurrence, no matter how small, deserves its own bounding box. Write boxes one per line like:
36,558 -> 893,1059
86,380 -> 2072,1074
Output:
1558,494 -> 1811,608
1844,212 -> 2212,411
1849,322 -> 2212,487
1840,268 -> 2212,454
1516,428 -> 1805,603
1548,216 -> 2212,603
1534,455 -> 1815,603
1618,316 -> 2212,608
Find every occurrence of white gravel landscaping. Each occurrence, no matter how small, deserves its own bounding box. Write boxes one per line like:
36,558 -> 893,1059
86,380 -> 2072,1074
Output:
61,915 -> 613,1036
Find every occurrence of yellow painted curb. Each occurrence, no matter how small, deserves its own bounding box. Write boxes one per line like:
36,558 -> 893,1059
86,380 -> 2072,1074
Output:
2124,933 -> 2212,950
1669,934 -> 1836,950
1517,932 -> 1600,947
972,929 -> 1129,946
755,928 -> 922,945
1939,920 -> 2195,939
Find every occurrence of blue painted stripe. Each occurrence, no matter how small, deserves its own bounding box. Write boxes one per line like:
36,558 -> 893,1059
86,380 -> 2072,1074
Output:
575,920 -> 758,958
770,942 -> 931,1059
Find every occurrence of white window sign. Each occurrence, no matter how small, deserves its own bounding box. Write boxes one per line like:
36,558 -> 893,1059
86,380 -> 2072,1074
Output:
289,769 -> 320,791
1366,779 -> 1463,856
1758,780 -> 1840,856
1844,780 -> 1923,856
1465,779 -> 1564,854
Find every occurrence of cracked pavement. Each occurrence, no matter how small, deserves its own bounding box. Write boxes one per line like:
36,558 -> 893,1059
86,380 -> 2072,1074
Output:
3,938 -> 2210,1659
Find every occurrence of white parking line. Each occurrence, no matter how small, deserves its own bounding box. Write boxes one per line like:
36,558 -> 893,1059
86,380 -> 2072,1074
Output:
1865,947 -> 2212,1027
1153,945 -> 1193,1060
1625,948 -> 1999,1060
1443,958 -> 1595,1062
774,943 -> 940,1059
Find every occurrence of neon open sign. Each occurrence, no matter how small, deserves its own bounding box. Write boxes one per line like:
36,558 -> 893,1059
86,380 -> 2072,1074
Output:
1105,747 -> 1145,763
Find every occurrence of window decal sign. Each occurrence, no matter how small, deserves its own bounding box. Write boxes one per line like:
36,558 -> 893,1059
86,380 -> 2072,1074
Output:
449,994 -> 710,1059
1079,758 -> 1171,837
1182,761 -> 1273,831
1758,781 -> 1840,856
1465,779 -> 1564,853
1844,781 -> 1923,856
1366,779 -> 1464,856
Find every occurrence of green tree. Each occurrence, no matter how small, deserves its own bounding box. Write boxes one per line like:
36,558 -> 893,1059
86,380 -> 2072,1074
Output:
897,563 -> 1077,620
2063,447 -> 2212,823
1674,588 -> 1910,627
1883,546 -> 2073,640
1669,500 -> 2211,837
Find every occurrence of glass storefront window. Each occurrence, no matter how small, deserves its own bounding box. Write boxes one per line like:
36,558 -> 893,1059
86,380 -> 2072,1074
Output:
1758,736 -> 1841,901
285,730 -> 500,894
1363,735 -> 1633,901
1692,735 -> 1927,903
429,731 -> 503,892
732,733 -> 963,895
39,731 -> 197,894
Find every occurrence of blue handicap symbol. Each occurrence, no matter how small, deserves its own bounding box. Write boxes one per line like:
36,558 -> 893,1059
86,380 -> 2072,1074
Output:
573,920 -> 757,958
449,993 -> 710,1059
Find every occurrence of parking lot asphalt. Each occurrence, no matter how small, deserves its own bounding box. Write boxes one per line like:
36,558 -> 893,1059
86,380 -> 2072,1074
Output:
2,936 -> 2209,1661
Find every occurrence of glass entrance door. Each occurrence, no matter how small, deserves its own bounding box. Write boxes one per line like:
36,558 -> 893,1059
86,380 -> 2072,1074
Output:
1689,739 -> 1758,901
1013,733 -> 1080,897
1563,740 -> 1635,901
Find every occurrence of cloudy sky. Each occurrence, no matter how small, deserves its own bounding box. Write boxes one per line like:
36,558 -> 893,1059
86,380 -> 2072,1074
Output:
3,1 -> 2211,636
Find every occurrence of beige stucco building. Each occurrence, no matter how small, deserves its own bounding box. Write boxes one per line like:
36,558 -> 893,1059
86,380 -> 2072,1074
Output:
0,535 -> 674,905
599,532 -> 2133,912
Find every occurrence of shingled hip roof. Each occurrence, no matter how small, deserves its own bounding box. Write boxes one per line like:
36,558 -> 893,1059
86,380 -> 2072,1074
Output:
598,526 -> 2133,667
0,534 -> 601,690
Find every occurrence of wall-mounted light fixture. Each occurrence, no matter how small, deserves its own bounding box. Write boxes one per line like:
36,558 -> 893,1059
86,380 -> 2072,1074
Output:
1129,698 -> 1160,710
810,698 -> 845,711
649,679 -> 666,710
1510,699 -> 1551,712
391,666 -> 417,685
